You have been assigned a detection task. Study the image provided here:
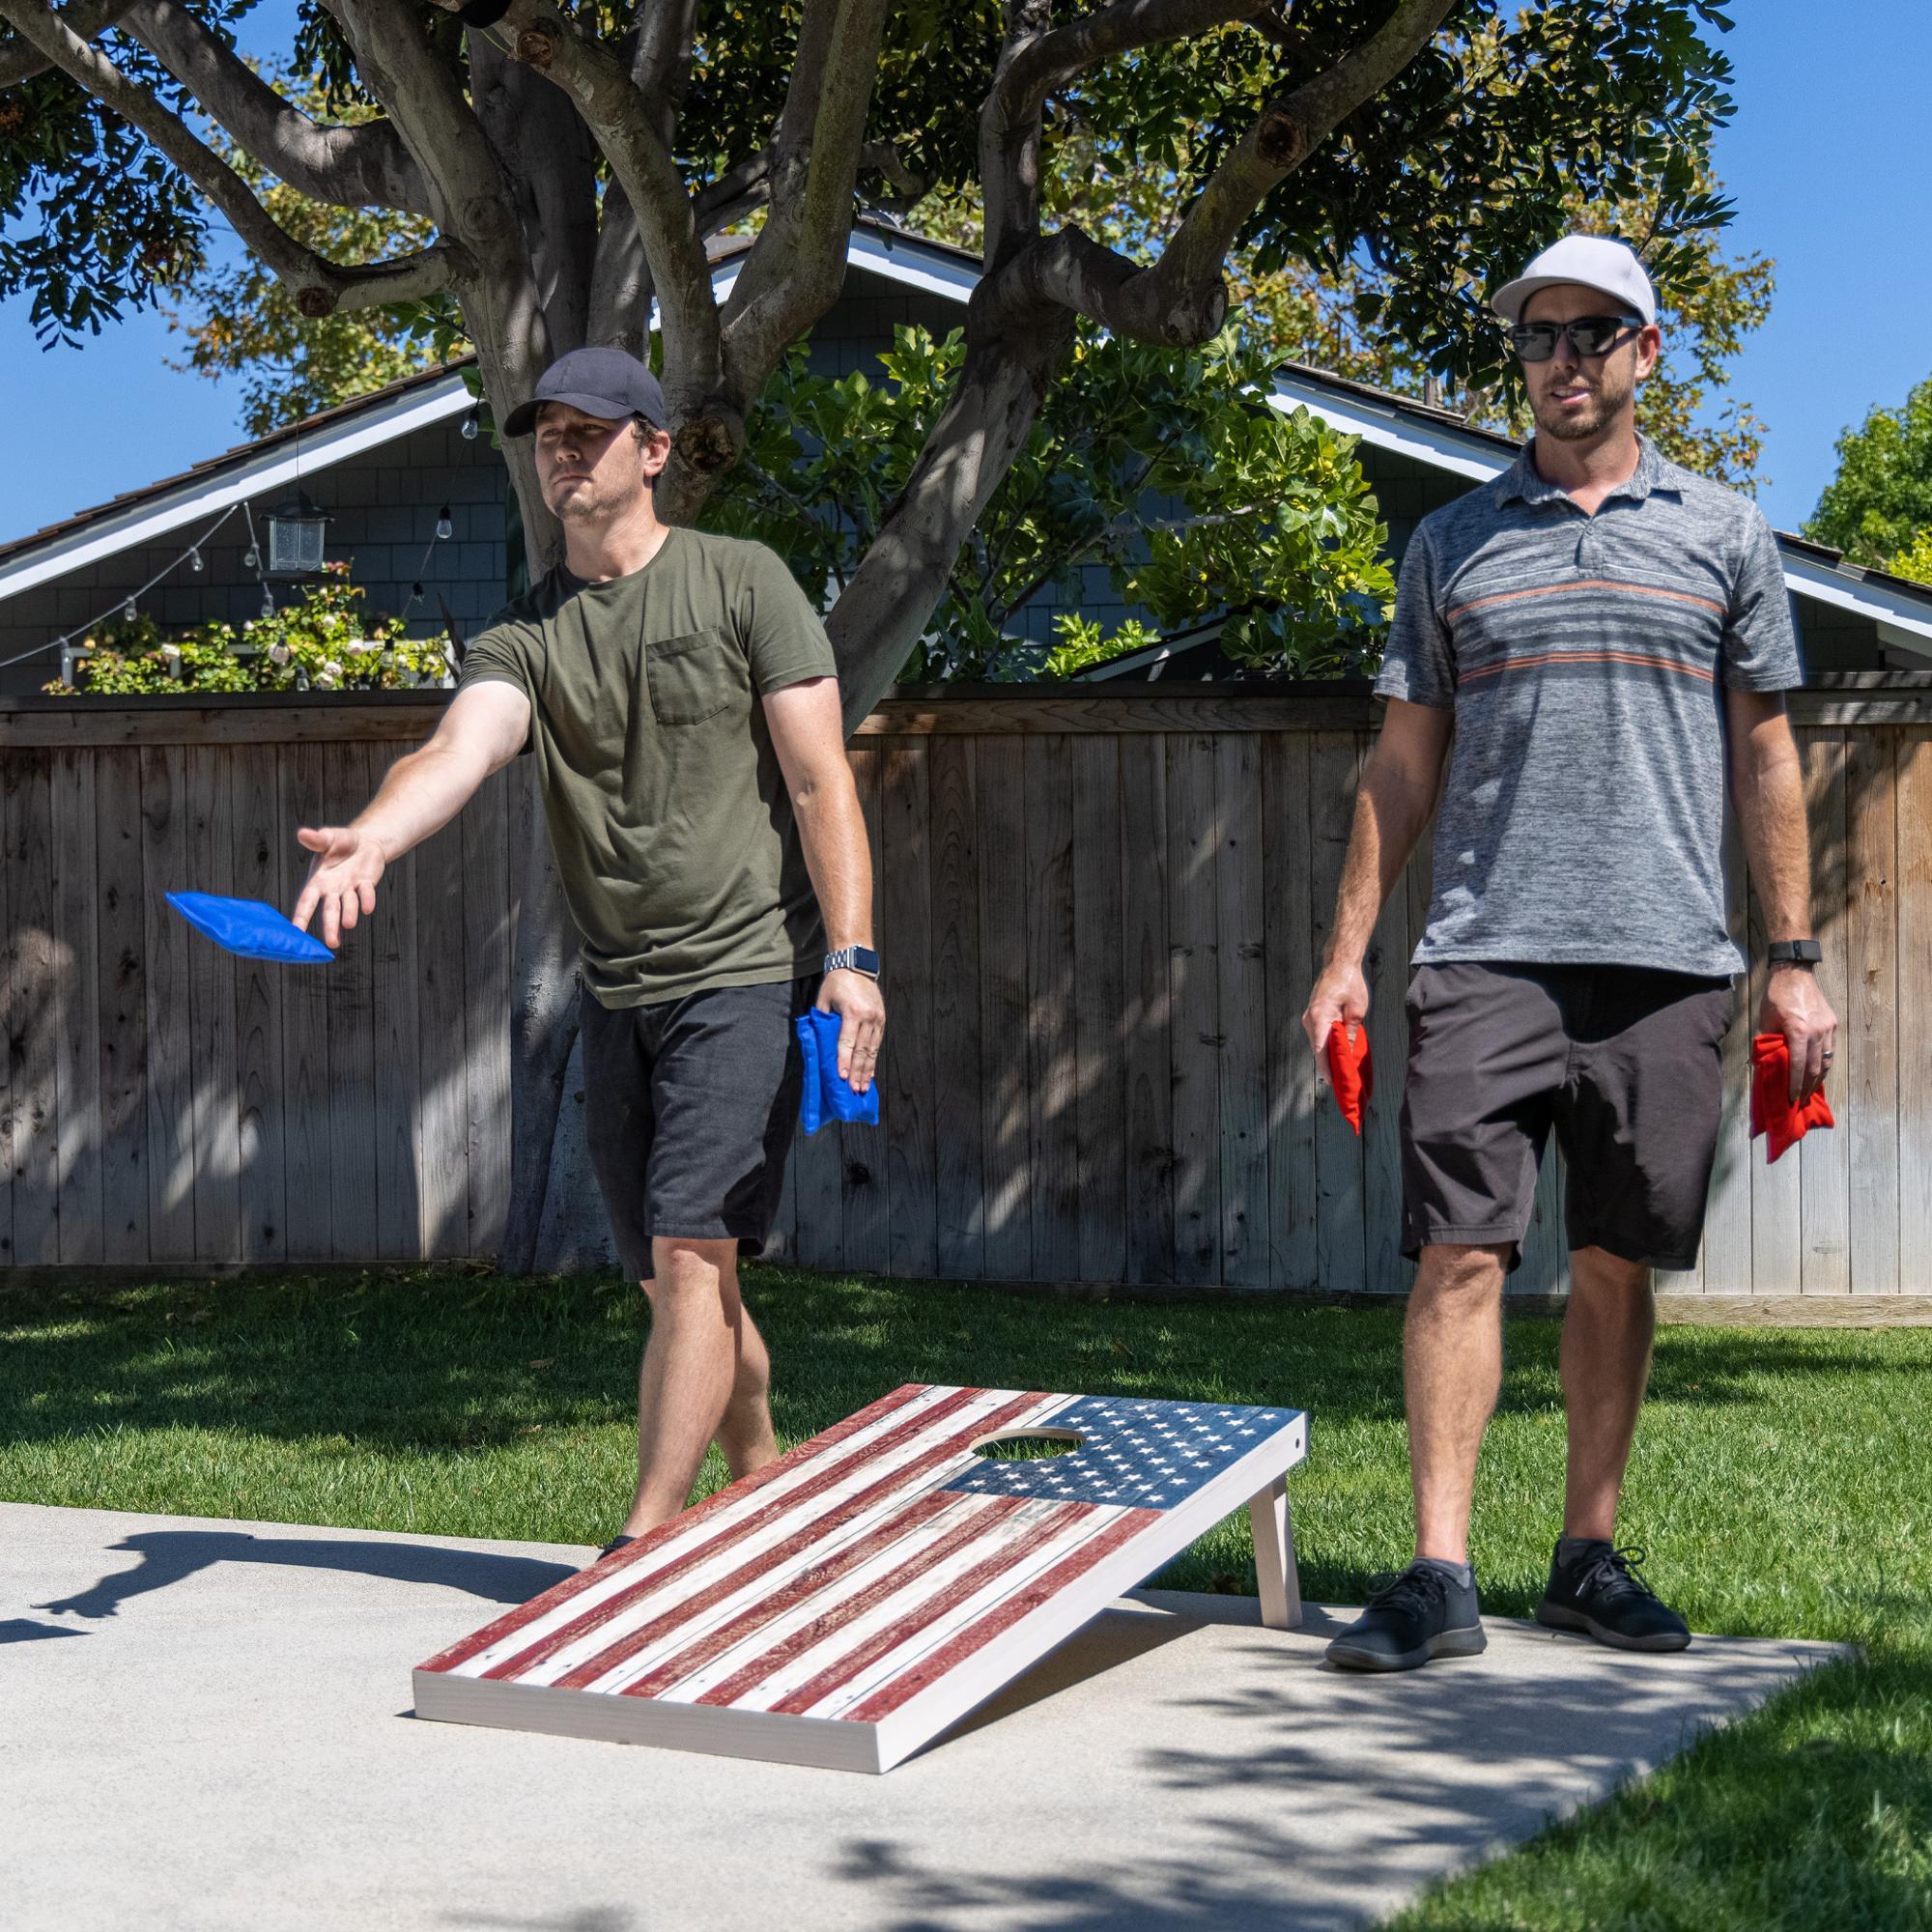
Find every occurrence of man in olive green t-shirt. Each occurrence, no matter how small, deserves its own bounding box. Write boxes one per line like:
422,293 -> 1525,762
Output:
291,347 -> 886,1555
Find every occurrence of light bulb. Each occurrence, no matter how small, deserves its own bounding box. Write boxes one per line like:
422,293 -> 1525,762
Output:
261,588 -> 275,618
435,506 -> 453,541
412,582 -> 425,601
243,545 -> 260,570
122,599 -> 138,622
189,547 -> 204,573
461,410 -> 480,441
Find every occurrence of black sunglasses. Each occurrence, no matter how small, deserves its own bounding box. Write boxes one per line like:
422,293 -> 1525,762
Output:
1510,315 -> 1647,362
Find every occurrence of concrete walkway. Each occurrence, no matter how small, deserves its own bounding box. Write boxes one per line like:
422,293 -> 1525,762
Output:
3,1502 -> 1839,1932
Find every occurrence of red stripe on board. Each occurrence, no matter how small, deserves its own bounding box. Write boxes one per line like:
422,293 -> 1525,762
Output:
481,1385 -> 1002,1686
547,1390 -> 1056,1691
415,1382 -> 930,1675
756,1502 -> 1091,1717
843,1507 -> 1161,1723
626,1494 -> 1021,1704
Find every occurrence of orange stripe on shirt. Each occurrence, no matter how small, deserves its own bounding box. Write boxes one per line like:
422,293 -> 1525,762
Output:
1459,648 -> 1716,685
1444,578 -> 1726,625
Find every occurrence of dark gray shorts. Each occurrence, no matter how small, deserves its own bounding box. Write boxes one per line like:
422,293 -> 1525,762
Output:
580,976 -> 814,1282
1401,962 -> 1736,1272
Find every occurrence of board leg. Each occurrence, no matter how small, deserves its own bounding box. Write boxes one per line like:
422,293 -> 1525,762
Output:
1249,1474 -> 1300,1631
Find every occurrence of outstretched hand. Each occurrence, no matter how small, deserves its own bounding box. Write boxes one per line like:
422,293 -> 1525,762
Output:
293,824 -> 384,951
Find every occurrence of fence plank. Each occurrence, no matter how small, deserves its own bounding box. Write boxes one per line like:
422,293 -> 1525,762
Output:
928,734 -> 983,1279
1263,734 -> 1318,1290
138,745 -> 196,1262
1166,732 -> 1221,1286
1696,819 -> 1754,1293
410,809 -> 468,1260
230,744 -> 287,1263
1895,729 -> 1932,1285
181,747 -> 242,1263
976,736 -> 1032,1279
1071,735 -> 1125,1284
1797,729 -> 1851,1292
323,742 -> 378,1261
1309,733 -> 1365,1293
1213,732 -> 1270,1288
881,739 -> 938,1280
94,747 -> 148,1263
278,744 -> 333,1261
369,750 -> 424,1262
1846,728 -> 1899,1293
1119,731 -> 1174,1284
6,753 -> 59,1263
840,744 -> 890,1276
1024,734 -> 1081,1281
462,768 -> 512,1260
51,750 -> 103,1264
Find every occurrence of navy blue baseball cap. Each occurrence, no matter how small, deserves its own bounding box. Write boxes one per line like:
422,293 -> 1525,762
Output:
502,346 -> 668,438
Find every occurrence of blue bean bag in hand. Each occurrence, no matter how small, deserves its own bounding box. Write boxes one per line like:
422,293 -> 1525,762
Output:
165,892 -> 334,965
796,1007 -> 880,1134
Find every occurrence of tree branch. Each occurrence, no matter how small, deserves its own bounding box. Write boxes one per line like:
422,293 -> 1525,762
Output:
0,0 -> 460,315
0,0 -> 130,85
448,0 -> 728,477
983,0 -> 1455,347
118,0 -> 432,214
981,0 -> 1266,267
718,0 -> 891,401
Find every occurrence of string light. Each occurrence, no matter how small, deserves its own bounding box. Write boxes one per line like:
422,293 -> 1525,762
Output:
122,597 -> 138,622
460,408 -> 480,441
436,505 -> 454,541
189,546 -> 205,573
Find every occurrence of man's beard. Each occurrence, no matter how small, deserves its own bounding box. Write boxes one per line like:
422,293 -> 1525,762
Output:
1532,366 -> 1634,442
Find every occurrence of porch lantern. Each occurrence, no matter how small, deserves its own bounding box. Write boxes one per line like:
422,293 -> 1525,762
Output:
264,491 -> 330,576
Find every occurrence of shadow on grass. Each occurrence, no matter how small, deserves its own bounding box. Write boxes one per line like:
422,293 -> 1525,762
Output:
32,1528 -> 575,1623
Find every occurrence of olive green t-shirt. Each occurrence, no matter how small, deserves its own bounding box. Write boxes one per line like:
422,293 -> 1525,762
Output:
458,527 -> 839,1008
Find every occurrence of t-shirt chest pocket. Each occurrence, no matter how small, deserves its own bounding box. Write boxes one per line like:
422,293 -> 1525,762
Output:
643,628 -> 747,726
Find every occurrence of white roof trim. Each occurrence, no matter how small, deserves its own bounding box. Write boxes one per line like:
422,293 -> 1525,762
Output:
1268,371 -> 1509,483
0,372 -> 474,604
1779,554 -> 1932,642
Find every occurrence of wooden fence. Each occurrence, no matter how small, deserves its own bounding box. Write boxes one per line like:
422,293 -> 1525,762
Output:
4,680 -> 1929,1295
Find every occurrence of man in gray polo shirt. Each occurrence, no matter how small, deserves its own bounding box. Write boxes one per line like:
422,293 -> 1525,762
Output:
1302,235 -> 1836,1670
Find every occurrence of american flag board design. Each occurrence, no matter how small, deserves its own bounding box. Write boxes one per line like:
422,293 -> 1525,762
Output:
413,1385 -> 1307,1773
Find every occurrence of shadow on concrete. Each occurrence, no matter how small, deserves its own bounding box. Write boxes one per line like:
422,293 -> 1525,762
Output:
34,1530 -> 576,1622
0,1617 -> 89,1646
840,1610 -> 1843,1932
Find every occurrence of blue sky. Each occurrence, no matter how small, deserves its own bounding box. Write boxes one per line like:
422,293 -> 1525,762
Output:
2,0 -> 1927,546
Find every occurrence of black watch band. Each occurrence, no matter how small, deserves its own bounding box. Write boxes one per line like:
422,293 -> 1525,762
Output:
824,945 -> 880,979
1767,938 -> 1822,968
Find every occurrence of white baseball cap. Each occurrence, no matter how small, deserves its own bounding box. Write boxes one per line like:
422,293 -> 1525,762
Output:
1491,234 -> 1657,326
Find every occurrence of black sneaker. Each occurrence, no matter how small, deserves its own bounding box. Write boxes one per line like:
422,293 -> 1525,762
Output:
1326,1560 -> 1487,1672
1536,1539 -> 1691,1652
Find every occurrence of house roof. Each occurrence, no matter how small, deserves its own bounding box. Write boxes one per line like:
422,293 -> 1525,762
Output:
7,216 -> 1932,654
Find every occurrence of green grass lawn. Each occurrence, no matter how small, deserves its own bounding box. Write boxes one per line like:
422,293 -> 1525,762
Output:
3,1265 -> 1928,1929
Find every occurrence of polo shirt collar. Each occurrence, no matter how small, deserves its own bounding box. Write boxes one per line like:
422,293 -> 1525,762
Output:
1493,436 -> 1672,510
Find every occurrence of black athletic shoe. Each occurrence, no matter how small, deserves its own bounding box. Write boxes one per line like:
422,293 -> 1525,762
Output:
1536,1539 -> 1691,1652
1326,1560 -> 1487,1672
591,1534 -> 639,1565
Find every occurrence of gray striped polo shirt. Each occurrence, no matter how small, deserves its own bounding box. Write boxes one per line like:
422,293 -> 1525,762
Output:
1375,438 -> 1802,977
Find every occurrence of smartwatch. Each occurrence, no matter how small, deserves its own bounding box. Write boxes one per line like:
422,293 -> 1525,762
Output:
1766,938 -> 1822,969
823,945 -> 880,979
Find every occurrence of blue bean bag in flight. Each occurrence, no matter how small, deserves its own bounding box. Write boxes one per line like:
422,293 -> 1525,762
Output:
165,891 -> 334,965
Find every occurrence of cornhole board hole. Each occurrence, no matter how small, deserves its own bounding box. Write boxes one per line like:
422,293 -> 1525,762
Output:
413,1383 -> 1307,1774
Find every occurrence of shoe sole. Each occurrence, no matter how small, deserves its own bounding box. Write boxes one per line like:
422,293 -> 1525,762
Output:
1325,1625 -> 1488,1673
1535,1602 -> 1692,1652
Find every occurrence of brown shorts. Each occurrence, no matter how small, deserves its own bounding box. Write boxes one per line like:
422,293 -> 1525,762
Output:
1400,962 -> 1737,1272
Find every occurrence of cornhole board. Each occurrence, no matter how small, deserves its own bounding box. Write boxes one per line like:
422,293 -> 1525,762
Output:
413,1383 -> 1307,1774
